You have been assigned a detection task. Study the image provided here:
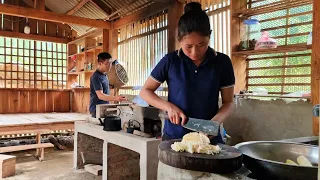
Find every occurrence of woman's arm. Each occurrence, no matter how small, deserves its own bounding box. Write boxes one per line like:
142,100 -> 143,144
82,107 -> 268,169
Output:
140,77 -> 187,125
211,86 -> 234,123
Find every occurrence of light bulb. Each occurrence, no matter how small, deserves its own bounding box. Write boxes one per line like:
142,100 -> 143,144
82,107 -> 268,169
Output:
24,25 -> 30,34
24,18 -> 30,34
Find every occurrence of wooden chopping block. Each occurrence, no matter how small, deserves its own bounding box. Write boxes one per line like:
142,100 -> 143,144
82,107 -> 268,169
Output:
158,139 -> 243,174
0,154 -> 16,178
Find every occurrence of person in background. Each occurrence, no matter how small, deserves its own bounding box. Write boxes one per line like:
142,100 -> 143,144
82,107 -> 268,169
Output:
89,52 -> 127,118
139,2 -> 235,144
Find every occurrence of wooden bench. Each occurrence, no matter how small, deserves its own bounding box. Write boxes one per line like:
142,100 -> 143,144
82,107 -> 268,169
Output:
0,129 -> 51,136
0,129 -> 54,161
0,154 -> 16,178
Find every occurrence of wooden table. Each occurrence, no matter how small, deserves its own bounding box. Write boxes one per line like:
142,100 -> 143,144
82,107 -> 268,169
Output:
73,121 -> 161,180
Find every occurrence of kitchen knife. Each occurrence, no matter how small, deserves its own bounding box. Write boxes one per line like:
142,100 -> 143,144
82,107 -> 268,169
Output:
158,112 -> 220,136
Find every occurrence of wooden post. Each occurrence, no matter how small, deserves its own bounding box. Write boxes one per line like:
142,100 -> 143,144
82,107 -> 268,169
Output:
35,133 -> 41,157
311,0 -> 320,135
230,0 -> 247,94
167,1 -> 183,52
109,28 -> 118,59
103,29 -> 109,52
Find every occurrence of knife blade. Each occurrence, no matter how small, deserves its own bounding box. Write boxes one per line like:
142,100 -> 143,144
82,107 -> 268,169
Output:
158,112 -> 220,136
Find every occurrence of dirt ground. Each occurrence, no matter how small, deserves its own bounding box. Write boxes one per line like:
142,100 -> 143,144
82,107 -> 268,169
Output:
3,148 -> 102,180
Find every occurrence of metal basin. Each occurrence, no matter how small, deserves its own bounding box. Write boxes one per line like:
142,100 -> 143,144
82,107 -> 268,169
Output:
235,141 -> 318,180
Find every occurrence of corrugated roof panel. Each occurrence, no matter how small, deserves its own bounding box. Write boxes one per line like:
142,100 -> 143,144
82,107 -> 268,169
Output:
69,24 -> 97,36
87,2 -> 108,18
45,0 -> 156,36
119,0 -> 152,16
75,2 -> 108,19
122,1 -> 154,16
46,0 -> 80,14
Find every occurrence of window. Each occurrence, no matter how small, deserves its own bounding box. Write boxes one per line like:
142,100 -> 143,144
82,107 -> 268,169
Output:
246,1 -> 312,95
118,10 -> 168,96
35,41 -> 67,89
0,37 -> 67,89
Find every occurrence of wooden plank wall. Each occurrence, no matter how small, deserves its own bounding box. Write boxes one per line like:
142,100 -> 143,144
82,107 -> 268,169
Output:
0,89 -> 70,113
71,89 -> 90,113
0,0 -> 72,40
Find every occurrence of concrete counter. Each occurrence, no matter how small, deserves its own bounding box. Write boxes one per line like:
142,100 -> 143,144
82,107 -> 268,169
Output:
73,121 -> 161,180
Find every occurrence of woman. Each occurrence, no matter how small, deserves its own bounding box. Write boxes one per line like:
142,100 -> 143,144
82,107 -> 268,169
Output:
139,2 -> 235,144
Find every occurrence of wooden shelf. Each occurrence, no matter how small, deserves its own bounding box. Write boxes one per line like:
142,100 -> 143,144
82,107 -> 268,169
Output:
68,72 -> 79,75
235,94 -> 311,99
84,70 -> 95,73
68,52 -> 84,58
233,0 -> 312,17
86,45 -> 102,53
72,87 -> 90,91
232,44 -> 311,56
68,45 -> 102,57
68,70 -> 95,76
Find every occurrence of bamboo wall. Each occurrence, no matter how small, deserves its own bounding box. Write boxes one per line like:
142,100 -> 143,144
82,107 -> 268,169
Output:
118,11 -> 169,96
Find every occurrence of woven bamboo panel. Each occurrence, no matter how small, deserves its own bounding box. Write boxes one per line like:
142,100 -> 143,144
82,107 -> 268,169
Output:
118,11 -> 168,96
247,50 -> 311,94
246,1 -> 312,95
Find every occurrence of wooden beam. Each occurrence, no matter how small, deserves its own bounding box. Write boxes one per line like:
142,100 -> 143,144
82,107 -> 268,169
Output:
0,4 -> 111,29
91,0 -> 112,15
167,1 -> 183,52
230,0 -> 247,94
67,0 -> 90,15
311,0 -> 320,135
109,28 -> 118,59
113,1 -> 173,29
35,0 -> 45,11
0,30 -> 68,43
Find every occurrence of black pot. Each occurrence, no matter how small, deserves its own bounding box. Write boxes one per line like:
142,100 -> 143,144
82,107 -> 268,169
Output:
126,119 -> 141,134
99,116 -> 121,131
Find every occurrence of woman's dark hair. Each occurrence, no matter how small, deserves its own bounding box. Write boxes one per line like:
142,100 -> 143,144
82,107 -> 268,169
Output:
97,52 -> 112,63
184,2 -> 202,13
178,2 -> 211,41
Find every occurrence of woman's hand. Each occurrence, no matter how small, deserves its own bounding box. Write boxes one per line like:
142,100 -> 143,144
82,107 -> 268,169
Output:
166,103 -> 187,125
207,135 -> 215,140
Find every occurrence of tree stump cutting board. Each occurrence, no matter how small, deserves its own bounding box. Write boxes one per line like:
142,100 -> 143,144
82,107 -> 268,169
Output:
158,139 -> 243,174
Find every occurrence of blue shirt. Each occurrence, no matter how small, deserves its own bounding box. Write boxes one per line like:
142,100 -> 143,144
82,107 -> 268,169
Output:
150,47 -> 235,139
89,70 -> 110,113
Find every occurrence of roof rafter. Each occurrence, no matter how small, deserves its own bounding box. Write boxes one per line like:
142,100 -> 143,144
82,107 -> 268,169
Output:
66,0 -> 90,15
90,0 -> 112,15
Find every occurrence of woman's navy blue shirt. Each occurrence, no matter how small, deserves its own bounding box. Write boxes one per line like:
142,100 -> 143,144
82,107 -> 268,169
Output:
150,47 -> 235,139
